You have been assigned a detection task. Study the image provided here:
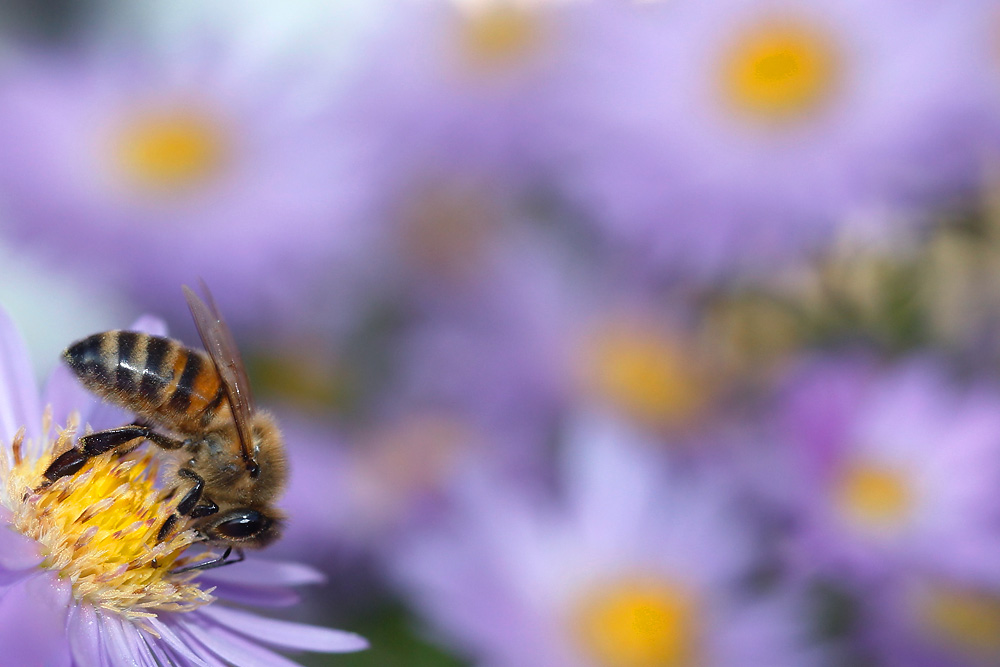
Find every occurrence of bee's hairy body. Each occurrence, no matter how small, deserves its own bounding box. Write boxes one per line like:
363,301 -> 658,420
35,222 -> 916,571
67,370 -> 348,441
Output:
64,329 -> 287,548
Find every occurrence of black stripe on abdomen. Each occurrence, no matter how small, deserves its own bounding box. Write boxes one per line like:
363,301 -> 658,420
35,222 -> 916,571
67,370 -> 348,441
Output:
168,351 -> 202,413
139,336 -> 170,404
115,331 -> 139,394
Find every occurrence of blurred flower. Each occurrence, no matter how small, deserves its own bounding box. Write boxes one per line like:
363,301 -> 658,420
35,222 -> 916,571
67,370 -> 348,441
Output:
548,0 -> 987,279
0,8 -> 372,330
348,0 -> 579,167
390,414 -> 822,666
772,356 -> 1000,585
0,310 -> 367,665
392,239 -> 730,454
865,572 -> 1000,667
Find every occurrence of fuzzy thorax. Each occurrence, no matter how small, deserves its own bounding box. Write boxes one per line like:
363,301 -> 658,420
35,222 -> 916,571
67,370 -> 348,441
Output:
2,413 -> 214,619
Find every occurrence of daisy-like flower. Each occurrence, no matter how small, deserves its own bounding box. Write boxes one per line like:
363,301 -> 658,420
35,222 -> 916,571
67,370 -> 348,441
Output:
390,413 -> 823,666
0,5 -> 372,329
0,310 -> 367,665
770,356 -> 1000,585
547,0 -> 988,279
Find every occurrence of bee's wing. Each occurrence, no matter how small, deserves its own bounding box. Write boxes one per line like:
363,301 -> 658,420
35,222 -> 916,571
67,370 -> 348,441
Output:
183,283 -> 258,467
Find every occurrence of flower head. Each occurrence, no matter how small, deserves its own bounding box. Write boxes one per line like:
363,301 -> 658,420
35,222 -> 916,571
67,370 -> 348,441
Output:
546,0 -> 989,279
390,413 -> 822,666
772,356 -> 1000,585
0,309 -> 367,665
0,8 -> 373,329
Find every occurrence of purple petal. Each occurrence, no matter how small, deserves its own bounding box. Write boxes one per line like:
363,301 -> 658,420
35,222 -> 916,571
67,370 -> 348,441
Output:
183,621 -> 305,667
102,613 -> 159,667
202,580 -> 300,608
199,605 -> 369,652
0,307 -> 40,447
0,571 -> 72,667
145,617 -> 213,667
126,316 -> 168,338
199,558 -> 325,587
67,604 -> 103,667
0,523 -> 43,572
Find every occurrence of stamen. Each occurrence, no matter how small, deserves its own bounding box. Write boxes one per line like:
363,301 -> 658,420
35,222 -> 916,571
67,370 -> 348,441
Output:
3,422 -> 213,618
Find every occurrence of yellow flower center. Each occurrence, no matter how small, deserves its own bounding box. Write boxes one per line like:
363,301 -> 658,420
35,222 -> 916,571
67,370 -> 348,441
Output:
835,461 -> 912,534
579,323 -> 710,429
459,7 -> 542,70
919,586 -> 1000,660
114,109 -> 229,191
3,418 -> 211,619
572,577 -> 700,667
718,17 -> 840,123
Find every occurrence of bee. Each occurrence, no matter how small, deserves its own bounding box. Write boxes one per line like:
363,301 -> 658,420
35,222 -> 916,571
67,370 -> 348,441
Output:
43,284 -> 287,571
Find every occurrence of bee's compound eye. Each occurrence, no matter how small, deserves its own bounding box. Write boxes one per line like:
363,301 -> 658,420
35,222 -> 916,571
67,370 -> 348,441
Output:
214,509 -> 270,540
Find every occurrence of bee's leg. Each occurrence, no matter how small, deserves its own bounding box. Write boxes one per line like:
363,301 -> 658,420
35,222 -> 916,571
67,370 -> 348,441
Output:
43,425 -> 176,484
42,424 -> 184,484
158,469 -> 219,541
169,547 -> 245,575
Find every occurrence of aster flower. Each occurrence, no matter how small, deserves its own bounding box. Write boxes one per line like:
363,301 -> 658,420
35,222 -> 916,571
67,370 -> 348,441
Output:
0,310 -> 367,664
769,356 -> 1000,586
546,0 -> 989,279
0,6 -> 373,330
390,413 -> 823,666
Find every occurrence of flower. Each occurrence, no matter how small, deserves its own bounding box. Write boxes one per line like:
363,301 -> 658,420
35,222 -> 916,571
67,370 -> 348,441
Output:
545,0 -> 989,279
770,356 -> 1000,586
0,6 -> 374,330
0,309 -> 367,665
389,413 -> 822,666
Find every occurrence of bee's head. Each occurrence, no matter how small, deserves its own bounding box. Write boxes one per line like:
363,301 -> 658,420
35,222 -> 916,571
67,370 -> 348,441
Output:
200,507 -> 283,548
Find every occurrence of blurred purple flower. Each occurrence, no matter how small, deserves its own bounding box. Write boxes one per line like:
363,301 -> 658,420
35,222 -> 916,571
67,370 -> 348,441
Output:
390,413 -> 823,666
0,17 -> 372,330
546,0 -> 989,279
771,356 -> 1000,586
0,310 -> 367,665
390,239 -> 726,456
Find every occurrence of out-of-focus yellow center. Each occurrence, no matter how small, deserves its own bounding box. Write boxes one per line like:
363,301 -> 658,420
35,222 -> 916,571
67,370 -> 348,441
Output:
115,110 -> 228,191
835,461 -> 912,533
6,424 -> 209,619
572,577 -> 700,667
460,7 -> 542,69
718,17 -> 840,122
580,323 -> 709,429
920,587 -> 1000,659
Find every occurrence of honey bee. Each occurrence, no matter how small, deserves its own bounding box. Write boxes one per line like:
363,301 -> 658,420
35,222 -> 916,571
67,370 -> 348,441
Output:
43,284 -> 287,571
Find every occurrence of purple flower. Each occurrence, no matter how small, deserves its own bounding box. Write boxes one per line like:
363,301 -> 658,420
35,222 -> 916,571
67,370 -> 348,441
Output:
770,356 -> 1000,586
390,413 -> 824,666
0,11 -> 373,330
0,310 -> 367,665
545,0 -> 990,279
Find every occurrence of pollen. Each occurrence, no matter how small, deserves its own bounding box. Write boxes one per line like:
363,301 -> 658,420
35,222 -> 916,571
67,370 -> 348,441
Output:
3,414 -> 212,619
572,576 -> 701,667
835,460 -> 913,535
718,16 -> 841,124
114,108 -> 229,192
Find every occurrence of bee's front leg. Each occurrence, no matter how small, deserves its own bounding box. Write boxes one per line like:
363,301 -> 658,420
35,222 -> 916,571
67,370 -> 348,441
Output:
42,423 -> 184,484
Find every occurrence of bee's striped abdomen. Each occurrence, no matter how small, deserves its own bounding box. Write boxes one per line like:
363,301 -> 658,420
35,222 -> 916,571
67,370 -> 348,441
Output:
64,330 -> 226,433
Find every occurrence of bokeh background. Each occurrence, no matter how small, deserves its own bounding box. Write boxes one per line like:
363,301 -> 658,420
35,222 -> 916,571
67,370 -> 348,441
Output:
5,0 -> 1000,665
